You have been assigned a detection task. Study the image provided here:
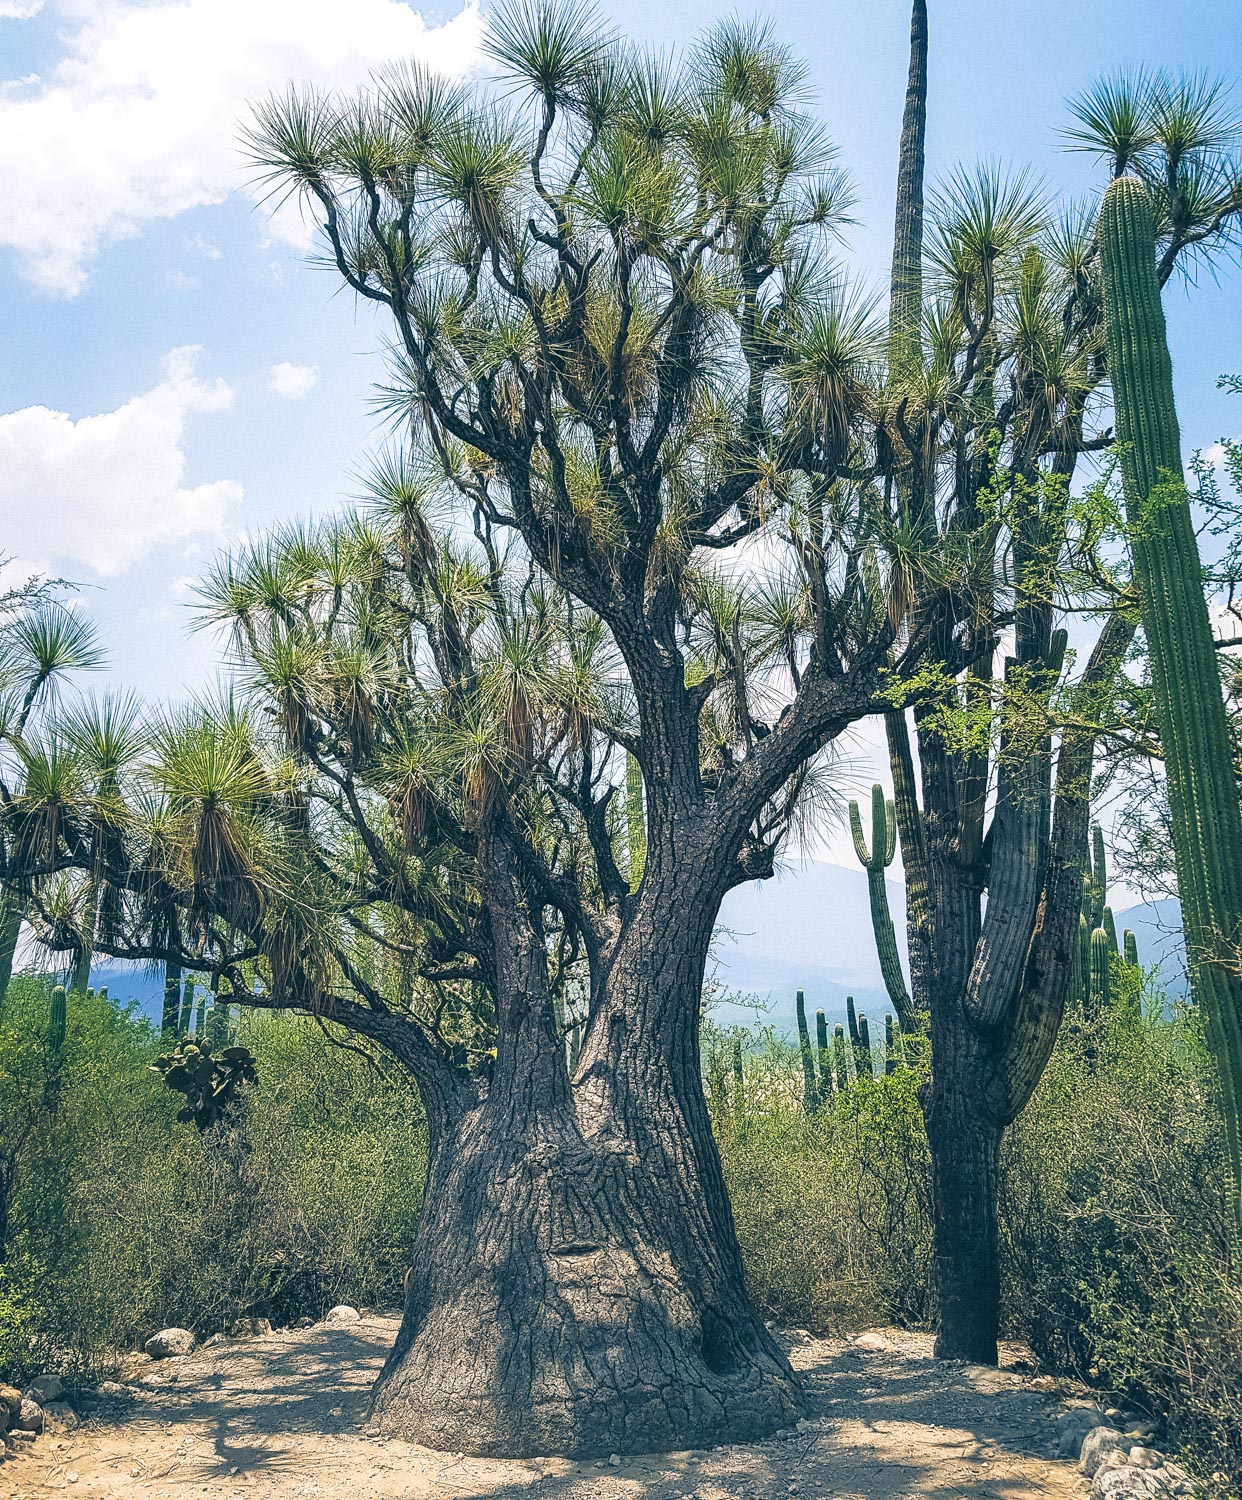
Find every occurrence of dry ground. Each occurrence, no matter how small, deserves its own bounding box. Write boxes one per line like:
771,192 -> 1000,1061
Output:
4,1317 -> 1090,1500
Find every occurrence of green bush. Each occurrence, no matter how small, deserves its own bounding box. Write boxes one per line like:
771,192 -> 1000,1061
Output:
0,977 -> 427,1381
707,1022 -> 932,1333
1003,1005 -> 1242,1481
709,1004 -> 1241,1488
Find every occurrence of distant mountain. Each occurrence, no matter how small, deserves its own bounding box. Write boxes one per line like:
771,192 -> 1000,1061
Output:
18,876 -> 1186,1041
1111,896 -> 1187,996
711,860 -> 907,1036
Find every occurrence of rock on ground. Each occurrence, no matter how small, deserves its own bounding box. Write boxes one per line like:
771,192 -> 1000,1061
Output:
324,1305 -> 361,1325
144,1327 -> 195,1358
0,1322 -> 1097,1500
1081,1425 -> 1130,1477
1094,1467 -> 1177,1498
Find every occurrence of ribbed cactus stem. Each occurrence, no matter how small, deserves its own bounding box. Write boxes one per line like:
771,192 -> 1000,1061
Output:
1089,928 -> 1112,1014
1102,906 -> 1119,955
731,1036 -> 744,1115
49,984 -> 67,1055
162,959 -> 182,1038
832,1024 -> 849,1092
815,1009 -> 832,1094
1100,173 -> 1242,1221
795,990 -> 819,1113
846,994 -> 860,1048
625,752 -> 646,893
1124,929 -> 1139,968
857,1012 -> 874,1078
178,976 -> 195,1037
850,785 -> 914,1027
1087,824 -> 1108,930
884,1014 -> 896,1075
1069,912 -> 1087,1010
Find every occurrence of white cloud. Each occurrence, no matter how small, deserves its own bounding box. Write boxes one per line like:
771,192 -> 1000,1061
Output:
268,361 -> 319,399
0,347 -> 242,577
0,1 -> 45,19
0,0 -> 484,295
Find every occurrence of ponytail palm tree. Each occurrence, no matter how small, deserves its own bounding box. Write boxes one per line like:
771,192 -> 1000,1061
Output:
229,6 -> 903,1455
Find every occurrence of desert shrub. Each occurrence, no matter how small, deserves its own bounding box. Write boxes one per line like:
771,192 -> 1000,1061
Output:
0,977 -> 427,1381
708,1022 -> 933,1333
1003,1005 -> 1242,1482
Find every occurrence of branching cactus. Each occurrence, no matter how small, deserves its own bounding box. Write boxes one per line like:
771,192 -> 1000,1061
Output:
850,785 -> 914,1029
1100,172 -> 1242,1219
795,990 -> 820,1113
1089,928 -> 1113,1015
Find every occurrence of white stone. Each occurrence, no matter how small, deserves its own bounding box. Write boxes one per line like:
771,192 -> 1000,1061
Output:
1080,1426 -> 1129,1477
15,1398 -> 44,1434
1129,1447 -> 1163,1470
324,1305 -> 361,1326
144,1327 -> 195,1359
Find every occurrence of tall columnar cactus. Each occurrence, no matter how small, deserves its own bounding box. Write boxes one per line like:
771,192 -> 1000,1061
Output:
731,1036 -> 745,1119
795,990 -> 820,1113
625,752 -> 646,893
162,959 -> 182,1038
1084,824 -> 1108,931
815,1009 -> 832,1094
178,976 -> 195,1037
1102,907 -> 1119,956
1089,928 -> 1113,1015
1100,173 -> 1242,1219
1124,929 -> 1140,968
1069,913 -> 1088,1010
857,1012 -> 875,1079
48,983 -> 67,1055
832,1024 -> 849,1093
884,1015 -> 897,1075
850,785 -> 914,1029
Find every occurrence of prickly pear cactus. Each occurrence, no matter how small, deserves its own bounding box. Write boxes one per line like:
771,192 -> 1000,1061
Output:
151,1039 -> 257,1130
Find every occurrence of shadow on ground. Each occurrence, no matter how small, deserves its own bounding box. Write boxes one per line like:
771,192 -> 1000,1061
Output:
5,1318 -> 1087,1499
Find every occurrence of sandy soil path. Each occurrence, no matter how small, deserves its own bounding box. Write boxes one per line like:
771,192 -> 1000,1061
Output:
4,1318 -> 1089,1500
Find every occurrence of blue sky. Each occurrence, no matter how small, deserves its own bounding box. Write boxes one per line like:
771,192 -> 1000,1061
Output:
2,0 -> 1241,877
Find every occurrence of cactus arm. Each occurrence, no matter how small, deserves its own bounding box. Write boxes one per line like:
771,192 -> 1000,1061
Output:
1100,173 -> 1242,1219
1123,929 -> 1139,968
1102,906 -> 1119,955
848,799 -> 872,867
815,1008 -> 831,1096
